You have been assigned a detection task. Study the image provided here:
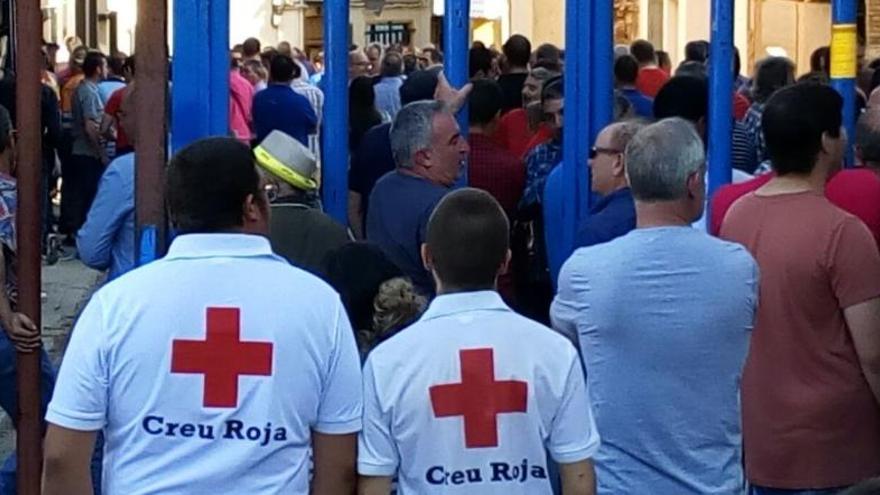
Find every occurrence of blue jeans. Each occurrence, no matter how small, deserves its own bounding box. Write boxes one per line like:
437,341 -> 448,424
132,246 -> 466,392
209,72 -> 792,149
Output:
750,485 -> 847,495
0,329 -> 56,495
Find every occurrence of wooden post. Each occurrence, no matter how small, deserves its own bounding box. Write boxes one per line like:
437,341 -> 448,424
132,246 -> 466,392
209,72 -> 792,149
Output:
14,0 -> 46,492
135,0 -> 169,264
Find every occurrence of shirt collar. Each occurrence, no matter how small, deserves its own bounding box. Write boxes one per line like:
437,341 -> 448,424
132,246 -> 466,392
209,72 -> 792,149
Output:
165,233 -> 275,261
419,290 -> 511,322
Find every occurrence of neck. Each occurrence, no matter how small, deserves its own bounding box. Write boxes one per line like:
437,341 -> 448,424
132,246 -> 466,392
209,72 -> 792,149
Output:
863,161 -> 880,177
398,166 -> 445,186
507,66 -> 528,74
635,201 -> 694,228
435,283 -> 496,296
762,169 -> 827,194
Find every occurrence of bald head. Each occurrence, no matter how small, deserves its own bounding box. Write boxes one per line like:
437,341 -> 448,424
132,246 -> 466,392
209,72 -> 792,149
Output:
857,108 -> 880,168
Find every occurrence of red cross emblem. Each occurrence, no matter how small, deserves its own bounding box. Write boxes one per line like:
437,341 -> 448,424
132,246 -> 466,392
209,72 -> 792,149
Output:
429,348 -> 528,448
171,307 -> 274,408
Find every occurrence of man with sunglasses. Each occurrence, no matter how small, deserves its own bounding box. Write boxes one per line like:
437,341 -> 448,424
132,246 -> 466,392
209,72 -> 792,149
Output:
575,120 -> 644,248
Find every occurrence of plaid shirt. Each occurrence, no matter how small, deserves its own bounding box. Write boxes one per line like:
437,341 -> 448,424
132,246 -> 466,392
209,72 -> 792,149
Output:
742,103 -> 766,171
467,133 -> 525,217
520,140 -> 562,210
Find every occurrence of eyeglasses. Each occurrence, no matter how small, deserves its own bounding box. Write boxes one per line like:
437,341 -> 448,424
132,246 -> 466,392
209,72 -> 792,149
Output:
589,146 -> 623,159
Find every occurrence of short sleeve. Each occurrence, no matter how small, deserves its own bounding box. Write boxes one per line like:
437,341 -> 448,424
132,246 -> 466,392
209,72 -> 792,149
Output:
357,357 -> 400,476
550,256 -> 586,347
80,88 -> 103,120
314,299 -> 363,434
546,351 -> 600,463
45,294 -> 109,431
829,217 -> 880,309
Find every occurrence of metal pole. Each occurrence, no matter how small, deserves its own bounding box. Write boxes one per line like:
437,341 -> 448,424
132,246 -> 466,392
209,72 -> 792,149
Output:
14,0 -> 44,491
831,0 -> 858,167
561,0 -> 591,255
322,0 -> 350,223
708,0 -> 734,196
171,0 -> 230,153
443,0 -> 470,133
590,0 -> 614,145
135,0 -> 169,265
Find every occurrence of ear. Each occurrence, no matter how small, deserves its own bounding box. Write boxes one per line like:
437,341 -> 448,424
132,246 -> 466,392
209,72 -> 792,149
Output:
421,243 -> 433,271
612,154 -> 626,178
242,193 -> 264,224
498,249 -> 512,277
686,169 -> 704,199
414,148 -> 432,168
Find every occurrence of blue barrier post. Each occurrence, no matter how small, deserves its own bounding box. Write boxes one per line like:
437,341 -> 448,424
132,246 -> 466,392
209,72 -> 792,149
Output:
171,0 -> 229,153
561,0 -> 592,253
708,0 -> 734,196
831,0 -> 858,167
590,0 -> 614,145
322,0 -> 351,223
444,0 -> 470,134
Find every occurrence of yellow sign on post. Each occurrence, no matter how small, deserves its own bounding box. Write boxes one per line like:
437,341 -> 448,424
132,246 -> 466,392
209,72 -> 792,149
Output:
831,23 -> 858,79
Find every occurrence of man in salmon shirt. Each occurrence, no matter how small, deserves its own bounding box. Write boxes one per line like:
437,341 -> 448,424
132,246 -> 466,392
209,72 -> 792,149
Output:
720,83 -> 880,494
712,106 -> 880,246
631,39 -> 669,98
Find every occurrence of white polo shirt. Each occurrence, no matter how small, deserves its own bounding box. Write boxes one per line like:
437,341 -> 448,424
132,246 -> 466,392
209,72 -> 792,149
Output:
358,291 -> 599,494
47,234 -> 362,495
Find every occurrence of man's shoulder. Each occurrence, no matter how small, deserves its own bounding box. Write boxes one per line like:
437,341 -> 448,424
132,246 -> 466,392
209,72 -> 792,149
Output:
369,310 -> 576,368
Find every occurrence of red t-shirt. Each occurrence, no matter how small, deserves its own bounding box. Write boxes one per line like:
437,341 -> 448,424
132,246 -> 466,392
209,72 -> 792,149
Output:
826,168 -> 880,246
104,87 -> 130,151
721,191 -> 880,488
494,109 -> 554,159
636,67 -> 669,98
711,169 -> 880,245
733,92 -> 750,121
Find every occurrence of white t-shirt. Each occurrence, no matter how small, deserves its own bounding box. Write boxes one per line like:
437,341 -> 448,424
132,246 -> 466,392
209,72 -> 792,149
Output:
358,291 -> 600,494
47,234 -> 363,495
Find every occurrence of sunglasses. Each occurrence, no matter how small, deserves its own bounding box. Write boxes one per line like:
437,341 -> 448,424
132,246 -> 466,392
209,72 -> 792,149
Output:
589,146 -> 623,159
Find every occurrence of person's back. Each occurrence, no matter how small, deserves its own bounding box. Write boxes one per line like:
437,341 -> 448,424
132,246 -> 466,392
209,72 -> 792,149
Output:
556,228 -> 755,494
44,137 -> 362,495
367,170 -> 447,295
270,203 -> 350,274
374,76 -> 403,119
359,189 -> 599,495
252,84 -> 316,145
722,191 -> 880,486
720,83 -> 880,492
553,118 -> 757,494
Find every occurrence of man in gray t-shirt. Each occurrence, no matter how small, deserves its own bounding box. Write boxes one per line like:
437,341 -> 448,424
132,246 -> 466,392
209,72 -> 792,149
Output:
62,51 -> 108,237
552,118 -> 758,495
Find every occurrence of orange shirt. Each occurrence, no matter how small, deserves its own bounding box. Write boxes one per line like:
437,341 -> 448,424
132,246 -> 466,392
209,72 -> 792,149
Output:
722,191 -> 880,489
61,73 -> 84,114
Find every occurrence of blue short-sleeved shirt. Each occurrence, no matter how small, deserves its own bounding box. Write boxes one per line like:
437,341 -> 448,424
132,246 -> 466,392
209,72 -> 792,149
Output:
621,88 -> 654,119
252,84 -> 317,145
575,187 -> 636,249
552,227 -> 758,495
366,171 -> 449,296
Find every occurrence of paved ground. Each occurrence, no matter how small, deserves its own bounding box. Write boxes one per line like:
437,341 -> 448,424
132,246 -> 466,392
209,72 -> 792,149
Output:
0,259 -> 102,459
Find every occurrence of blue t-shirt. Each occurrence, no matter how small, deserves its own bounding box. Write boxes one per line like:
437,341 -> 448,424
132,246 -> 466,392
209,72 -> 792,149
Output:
621,88 -> 654,119
366,171 -> 449,296
575,187 -> 636,248
552,226 -> 758,495
252,84 -> 318,145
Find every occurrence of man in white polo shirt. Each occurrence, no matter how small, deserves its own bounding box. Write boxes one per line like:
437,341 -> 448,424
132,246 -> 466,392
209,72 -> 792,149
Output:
358,188 -> 599,495
41,137 -> 362,495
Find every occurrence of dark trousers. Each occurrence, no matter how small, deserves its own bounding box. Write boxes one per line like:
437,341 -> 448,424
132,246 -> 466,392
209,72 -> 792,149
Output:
60,154 -> 104,237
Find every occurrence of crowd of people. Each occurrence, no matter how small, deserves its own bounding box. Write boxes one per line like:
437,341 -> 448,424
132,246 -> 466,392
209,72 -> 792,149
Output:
0,30 -> 879,495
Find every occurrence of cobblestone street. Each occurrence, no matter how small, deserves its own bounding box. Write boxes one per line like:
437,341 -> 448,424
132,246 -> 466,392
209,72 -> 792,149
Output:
0,260 -> 102,460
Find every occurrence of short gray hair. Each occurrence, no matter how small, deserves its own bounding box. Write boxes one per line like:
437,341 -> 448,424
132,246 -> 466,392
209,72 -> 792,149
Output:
609,119 -> 647,150
390,100 -> 446,169
625,117 -> 705,201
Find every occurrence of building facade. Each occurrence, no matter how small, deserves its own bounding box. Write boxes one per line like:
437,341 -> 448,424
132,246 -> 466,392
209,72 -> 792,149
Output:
37,0 -> 876,77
